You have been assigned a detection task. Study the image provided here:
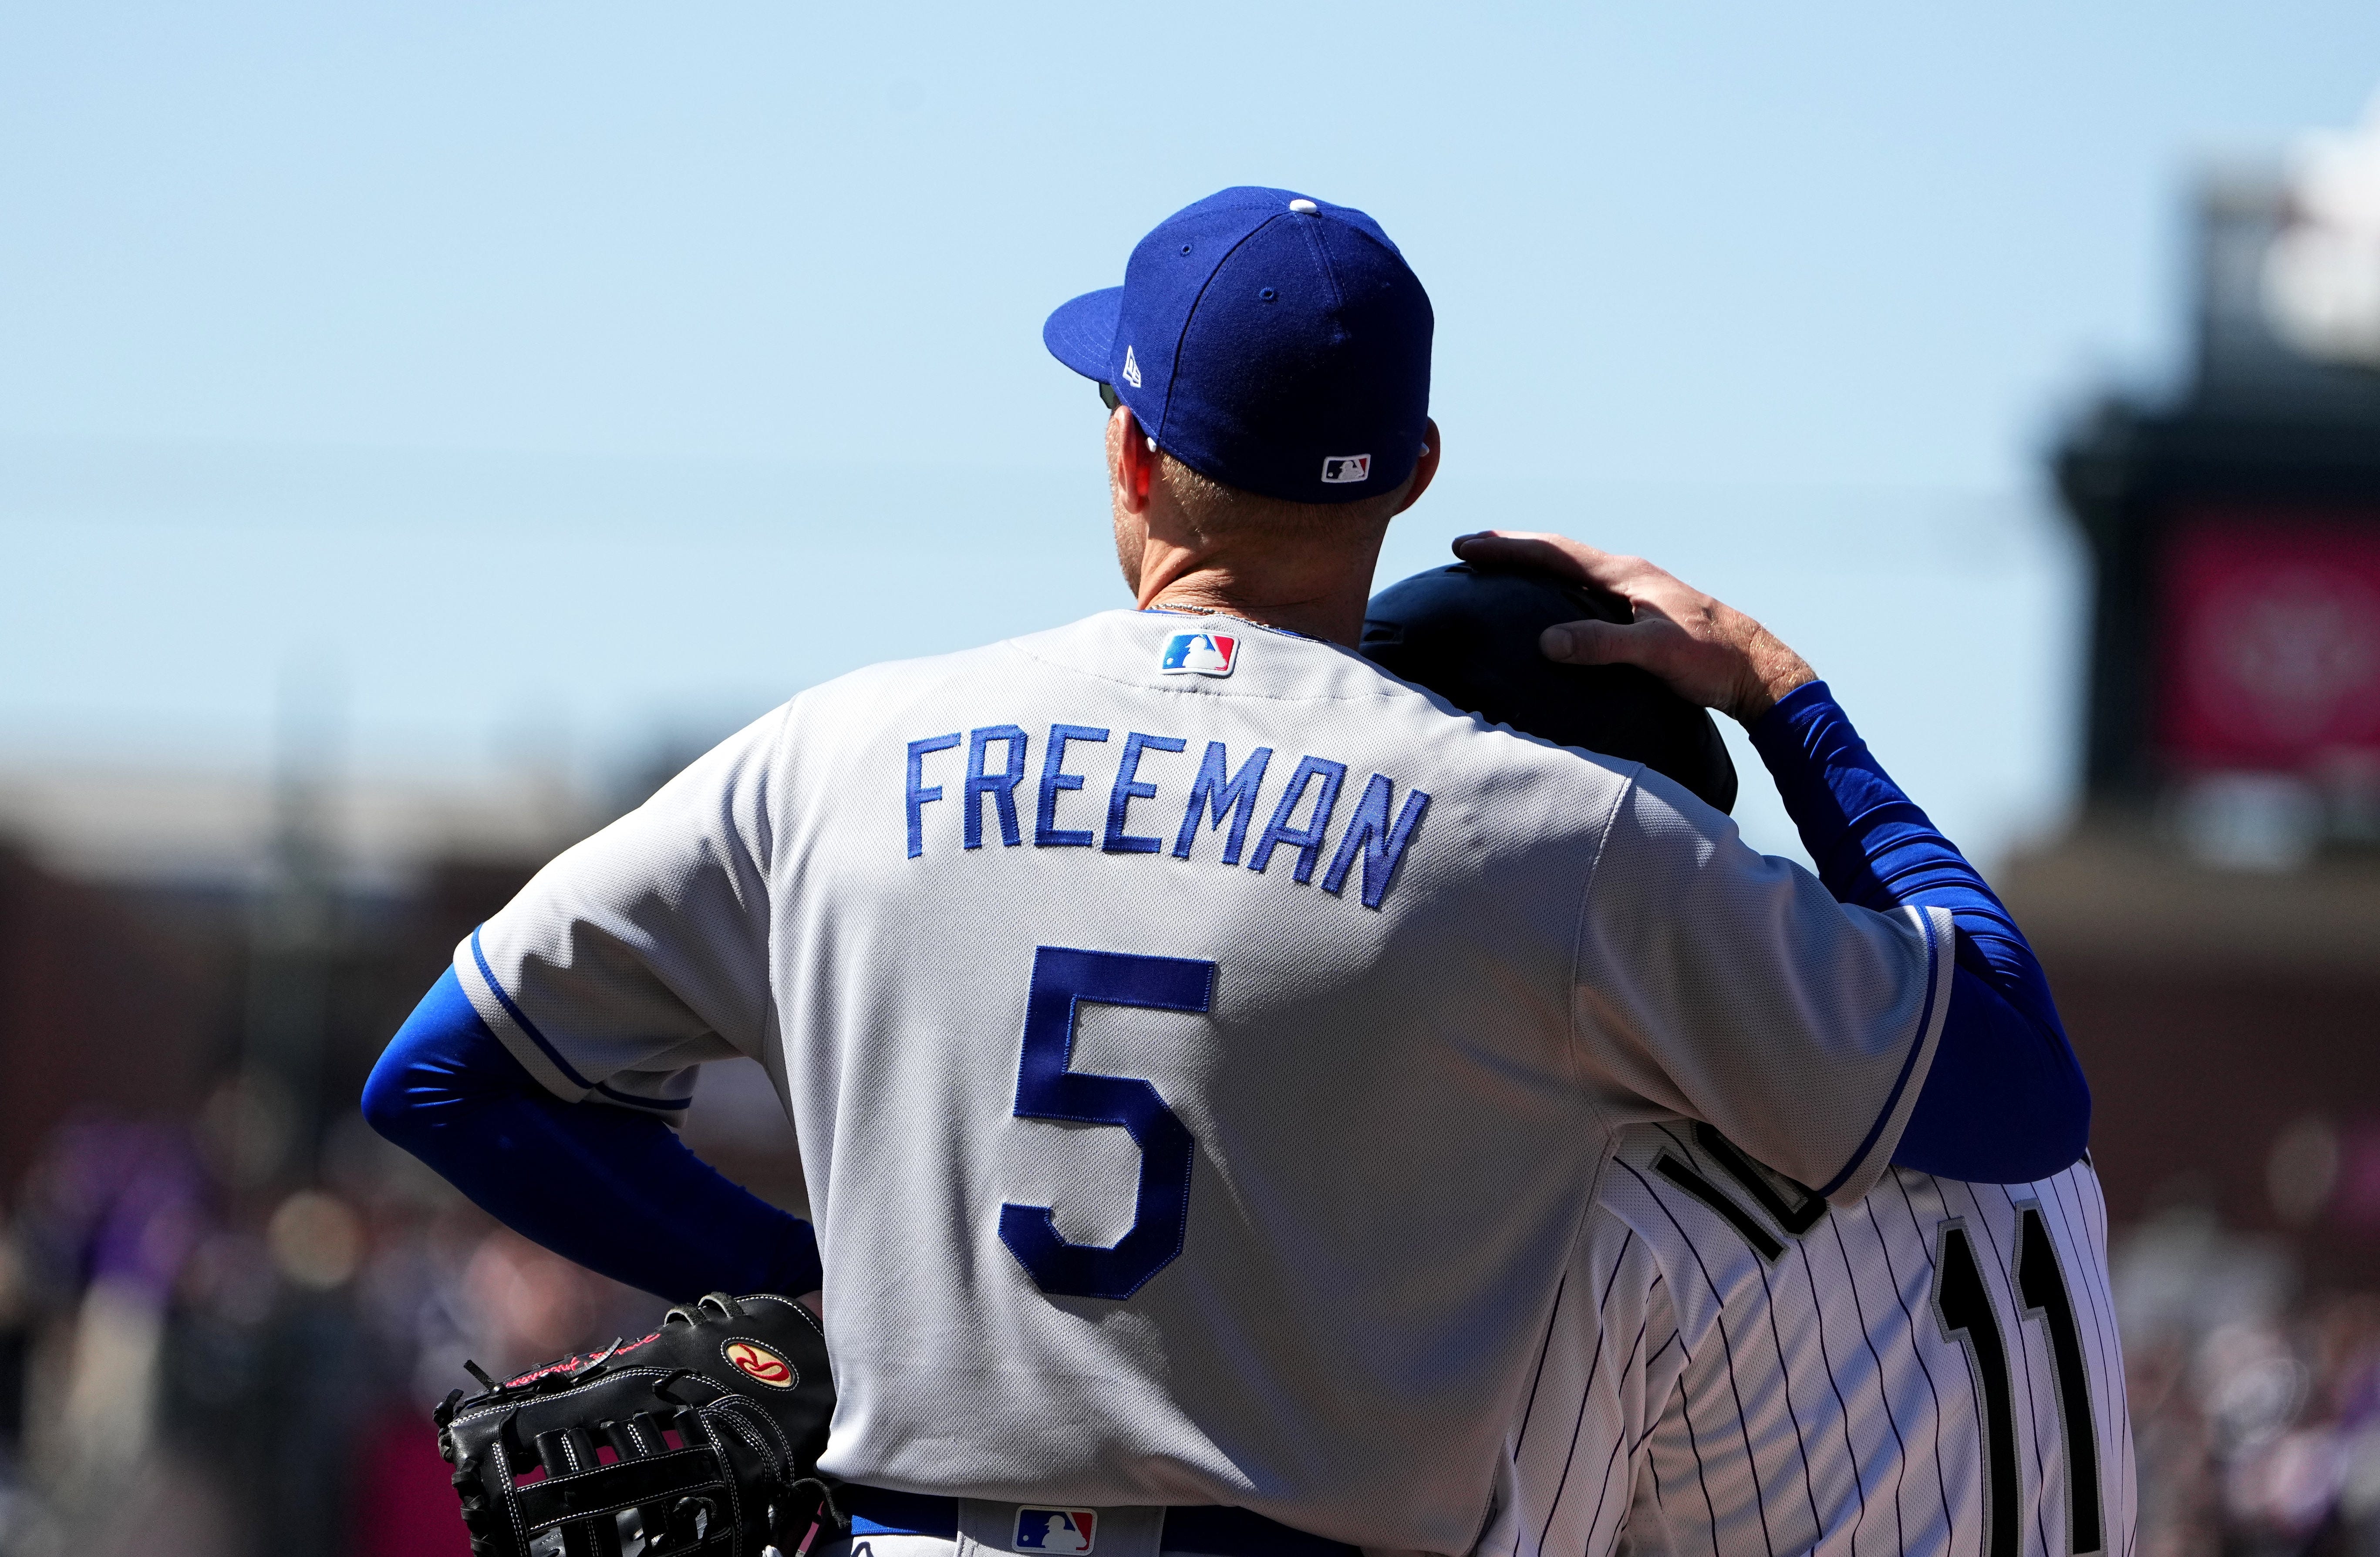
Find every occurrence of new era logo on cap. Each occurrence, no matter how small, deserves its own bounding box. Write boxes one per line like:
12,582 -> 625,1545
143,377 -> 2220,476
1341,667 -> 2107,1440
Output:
1159,630 -> 1238,677
1321,454 -> 1371,484
1014,1509 -> 1097,1554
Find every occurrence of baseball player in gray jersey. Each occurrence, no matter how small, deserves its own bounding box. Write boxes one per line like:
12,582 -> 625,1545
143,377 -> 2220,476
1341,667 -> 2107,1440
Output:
365,186 -> 2089,1557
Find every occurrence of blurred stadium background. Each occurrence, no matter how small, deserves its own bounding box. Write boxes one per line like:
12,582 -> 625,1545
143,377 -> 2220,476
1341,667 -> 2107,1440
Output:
6,4 -> 2380,1554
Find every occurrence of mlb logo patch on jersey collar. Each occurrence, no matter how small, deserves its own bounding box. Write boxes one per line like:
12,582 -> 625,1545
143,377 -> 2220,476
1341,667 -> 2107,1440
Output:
1014,1507 -> 1097,1554
1159,629 -> 1238,678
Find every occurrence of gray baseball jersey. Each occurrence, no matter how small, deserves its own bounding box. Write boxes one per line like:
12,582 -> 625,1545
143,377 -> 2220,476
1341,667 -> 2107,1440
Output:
1488,1124 -> 2134,1557
456,610 -> 1954,1554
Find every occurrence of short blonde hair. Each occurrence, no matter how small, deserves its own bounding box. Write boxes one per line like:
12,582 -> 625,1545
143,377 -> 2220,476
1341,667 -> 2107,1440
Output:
1158,451 -> 1411,540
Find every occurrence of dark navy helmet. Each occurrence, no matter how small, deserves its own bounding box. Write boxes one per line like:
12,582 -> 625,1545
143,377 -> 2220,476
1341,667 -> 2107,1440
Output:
1361,562 -> 1739,814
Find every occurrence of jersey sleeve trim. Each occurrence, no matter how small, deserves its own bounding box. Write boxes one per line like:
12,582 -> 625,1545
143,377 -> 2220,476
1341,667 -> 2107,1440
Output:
590,1082 -> 691,1112
1813,903 -> 1953,1201
459,928 -> 694,1113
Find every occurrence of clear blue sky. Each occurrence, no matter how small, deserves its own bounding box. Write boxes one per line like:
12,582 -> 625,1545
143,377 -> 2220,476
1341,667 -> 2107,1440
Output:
3,1 -> 2376,866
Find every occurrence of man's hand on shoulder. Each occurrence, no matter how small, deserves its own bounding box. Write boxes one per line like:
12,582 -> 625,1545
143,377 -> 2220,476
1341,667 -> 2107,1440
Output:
1452,531 -> 1816,724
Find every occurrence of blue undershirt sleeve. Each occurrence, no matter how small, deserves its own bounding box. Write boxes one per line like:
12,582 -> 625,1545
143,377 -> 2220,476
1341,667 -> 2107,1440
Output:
1746,681 -> 2088,1182
362,966 -> 823,1301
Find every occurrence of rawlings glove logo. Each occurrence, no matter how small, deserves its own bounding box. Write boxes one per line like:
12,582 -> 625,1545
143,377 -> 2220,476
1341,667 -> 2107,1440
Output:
722,1339 -> 796,1388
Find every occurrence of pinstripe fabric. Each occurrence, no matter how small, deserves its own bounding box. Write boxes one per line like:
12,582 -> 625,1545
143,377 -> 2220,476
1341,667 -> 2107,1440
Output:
1484,1126 -> 2136,1557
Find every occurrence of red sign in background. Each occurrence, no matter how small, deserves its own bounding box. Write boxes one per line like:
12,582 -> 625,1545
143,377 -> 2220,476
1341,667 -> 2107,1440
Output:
2159,510 -> 2380,772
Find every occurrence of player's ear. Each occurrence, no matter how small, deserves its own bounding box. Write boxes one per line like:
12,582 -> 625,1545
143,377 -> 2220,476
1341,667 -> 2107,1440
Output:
1394,418 -> 1442,516
1111,406 -> 1157,513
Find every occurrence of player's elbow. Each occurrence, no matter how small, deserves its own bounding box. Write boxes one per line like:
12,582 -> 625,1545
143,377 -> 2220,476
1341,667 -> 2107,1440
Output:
363,964 -> 511,1155
360,1044 -> 418,1147
1935,1073 -> 2089,1184
2033,1076 -> 2092,1180
1898,1089 -> 2089,1185
1890,969 -> 2092,1184
362,1004 -> 444,1152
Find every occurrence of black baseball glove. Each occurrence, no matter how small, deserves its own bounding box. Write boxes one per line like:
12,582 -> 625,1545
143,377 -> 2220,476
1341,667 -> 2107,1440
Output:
436,1291 -> 840,1557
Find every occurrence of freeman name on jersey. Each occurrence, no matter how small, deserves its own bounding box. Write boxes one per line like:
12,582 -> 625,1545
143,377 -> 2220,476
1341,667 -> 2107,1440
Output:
903,723 -> 1431,911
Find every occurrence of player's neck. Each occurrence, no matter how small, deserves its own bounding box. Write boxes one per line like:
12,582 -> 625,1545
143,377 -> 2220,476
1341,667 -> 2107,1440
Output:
1141,575 -> 1372,645
1126,528 -> 1389,649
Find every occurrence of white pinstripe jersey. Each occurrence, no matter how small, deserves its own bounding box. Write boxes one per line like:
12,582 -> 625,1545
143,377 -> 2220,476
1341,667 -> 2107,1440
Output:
1485,1123 -> 2136,1557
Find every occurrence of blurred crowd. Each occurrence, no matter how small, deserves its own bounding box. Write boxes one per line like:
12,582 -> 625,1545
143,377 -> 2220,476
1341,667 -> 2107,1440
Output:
0,788 -> 802,1557
7,1099 -> 2380,1557
2122,1207 -> 2380,1557
0,1097 -> 650,1557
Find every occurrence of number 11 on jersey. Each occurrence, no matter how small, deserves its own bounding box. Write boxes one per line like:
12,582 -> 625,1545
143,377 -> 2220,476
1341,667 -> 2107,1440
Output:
1933,1207 -> 2105,1557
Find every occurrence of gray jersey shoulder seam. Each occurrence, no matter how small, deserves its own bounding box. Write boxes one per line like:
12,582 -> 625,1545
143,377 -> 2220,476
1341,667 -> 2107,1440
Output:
748,699 -> 800,1062
1563,768 -> 1646,1122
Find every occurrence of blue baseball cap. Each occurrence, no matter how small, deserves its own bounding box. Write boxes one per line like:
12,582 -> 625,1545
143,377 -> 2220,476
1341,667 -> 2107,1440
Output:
1044,186 -> 1434,506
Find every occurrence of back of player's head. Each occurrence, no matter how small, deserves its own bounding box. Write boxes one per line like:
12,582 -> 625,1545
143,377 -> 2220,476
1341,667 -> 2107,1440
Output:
1044,187 -> 1433,511
1150,444 -> 1414,542
1362,563 -> 1740,814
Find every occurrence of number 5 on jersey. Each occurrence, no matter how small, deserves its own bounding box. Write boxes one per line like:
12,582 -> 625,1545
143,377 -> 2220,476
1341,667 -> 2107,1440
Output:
1000,946 -> 1216,1301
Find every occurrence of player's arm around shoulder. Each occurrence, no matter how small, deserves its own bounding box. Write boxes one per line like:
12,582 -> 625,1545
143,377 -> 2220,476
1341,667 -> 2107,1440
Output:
1570,759 -> 1954,1204
1458,531 -> 2085,1202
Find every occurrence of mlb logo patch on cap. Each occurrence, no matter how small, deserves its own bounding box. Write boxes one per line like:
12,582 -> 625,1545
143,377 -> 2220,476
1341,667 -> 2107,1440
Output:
1014,1508 -> 1097,1554
1160,630 -> 1238,678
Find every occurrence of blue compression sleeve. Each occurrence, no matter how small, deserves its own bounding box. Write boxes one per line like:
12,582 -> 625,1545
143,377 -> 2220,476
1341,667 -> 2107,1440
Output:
1746,681 -> 2087,1182
362,967 -> 822,1300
